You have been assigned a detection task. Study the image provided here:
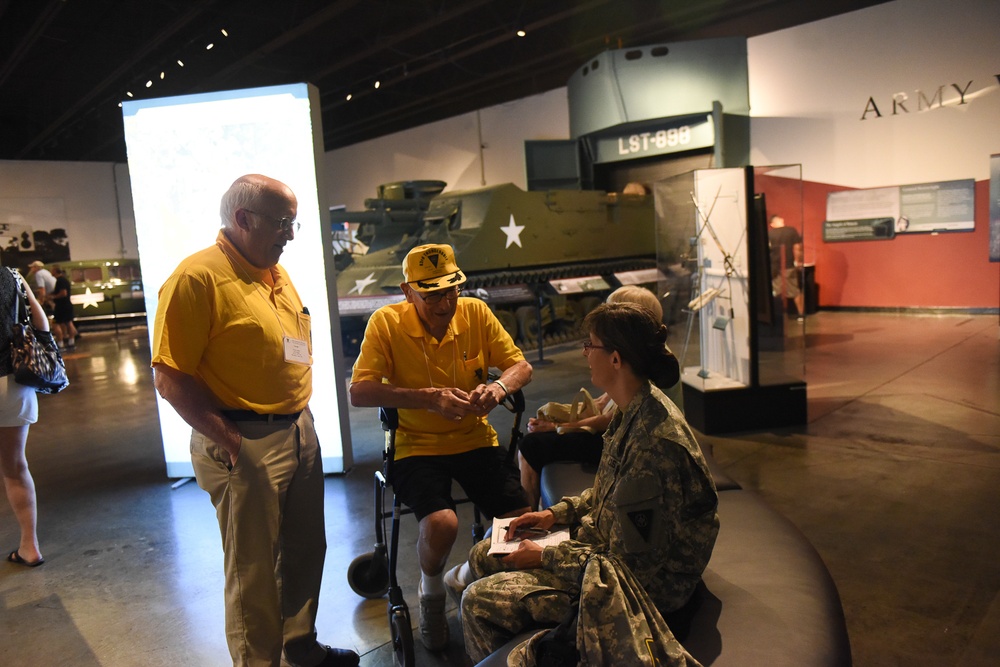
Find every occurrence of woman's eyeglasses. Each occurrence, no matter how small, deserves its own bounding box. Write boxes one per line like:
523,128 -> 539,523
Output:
582,340 -> 611,353
418,286 -> 462,305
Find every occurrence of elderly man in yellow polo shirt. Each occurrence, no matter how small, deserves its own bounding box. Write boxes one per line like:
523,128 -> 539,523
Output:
151,174 -> 358,667
350,243 -> 533,651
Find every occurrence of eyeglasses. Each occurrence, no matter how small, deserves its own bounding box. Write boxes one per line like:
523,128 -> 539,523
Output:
417,286 -> 462,305
582,340 -> 611,353
245,209 -> 300,233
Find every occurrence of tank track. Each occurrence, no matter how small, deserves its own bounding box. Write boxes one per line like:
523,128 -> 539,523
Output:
463,256 -> 655,290
465,256 -> 657,350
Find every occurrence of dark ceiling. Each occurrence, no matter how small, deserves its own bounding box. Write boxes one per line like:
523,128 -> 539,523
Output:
0,0 -> 889,163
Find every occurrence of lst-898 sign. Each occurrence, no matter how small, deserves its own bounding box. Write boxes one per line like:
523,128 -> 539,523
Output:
619,126 -> 693,155
590,114 -> 715,164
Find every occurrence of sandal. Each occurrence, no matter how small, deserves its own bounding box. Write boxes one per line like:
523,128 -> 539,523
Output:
7,549 -> 45,567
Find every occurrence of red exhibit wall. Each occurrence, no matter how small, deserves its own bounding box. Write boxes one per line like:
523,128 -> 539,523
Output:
756,176 -> 999,310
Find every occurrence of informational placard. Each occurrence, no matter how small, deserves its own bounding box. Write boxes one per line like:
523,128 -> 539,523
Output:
336,294 -> 405,316
614,268 -> 666,285
826,186 -> 899,225
823,217 -> 895,242
825,179 -> 975,243
549,275 -> 610,294
898,179 -> 975,233
479,284 -> 535,304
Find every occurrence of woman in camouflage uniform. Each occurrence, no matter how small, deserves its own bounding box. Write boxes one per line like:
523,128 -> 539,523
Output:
452,302 -> 720,663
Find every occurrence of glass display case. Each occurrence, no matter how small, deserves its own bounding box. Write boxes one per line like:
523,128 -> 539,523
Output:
653,165 -> 807,434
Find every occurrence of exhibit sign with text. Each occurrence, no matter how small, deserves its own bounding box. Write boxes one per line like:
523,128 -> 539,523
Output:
824,179 -> 975,242
122,83 -> 352,478
898,179 -> 974,233
823,186 -> 898,242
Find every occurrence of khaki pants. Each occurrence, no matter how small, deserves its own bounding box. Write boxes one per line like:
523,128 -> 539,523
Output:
191,410 -> 327,667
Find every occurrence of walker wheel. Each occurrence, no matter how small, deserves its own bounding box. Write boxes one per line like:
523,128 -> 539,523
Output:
389,605 -> 415,667
347,551 -> 389,599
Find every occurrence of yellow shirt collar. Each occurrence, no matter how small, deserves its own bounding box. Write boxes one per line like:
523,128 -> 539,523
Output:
216,230 -> 287,291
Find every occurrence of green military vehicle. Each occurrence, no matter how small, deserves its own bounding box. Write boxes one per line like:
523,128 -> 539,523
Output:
332,181 -> 658,356
63,258 -> 145,325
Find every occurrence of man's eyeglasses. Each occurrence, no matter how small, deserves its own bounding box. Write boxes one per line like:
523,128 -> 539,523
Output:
245,209 -> 300,233
417,286 -> 462,305
582,340 -> 612,353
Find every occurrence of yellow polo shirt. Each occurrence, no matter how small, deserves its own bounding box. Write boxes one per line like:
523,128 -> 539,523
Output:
352,297 -> 525,459
152,231 -> 312,413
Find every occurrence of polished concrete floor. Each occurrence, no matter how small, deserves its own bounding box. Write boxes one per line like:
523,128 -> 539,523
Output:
1,311 -> 998,666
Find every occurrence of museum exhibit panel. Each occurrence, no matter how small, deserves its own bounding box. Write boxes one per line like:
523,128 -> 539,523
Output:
654,165 -> 807,434
123,83 -> 354,476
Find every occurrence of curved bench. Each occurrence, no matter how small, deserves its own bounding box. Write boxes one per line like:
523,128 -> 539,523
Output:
477,453 -> 851,666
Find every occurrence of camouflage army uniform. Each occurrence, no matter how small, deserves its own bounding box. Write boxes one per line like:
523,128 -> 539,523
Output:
461,381 -> 720,663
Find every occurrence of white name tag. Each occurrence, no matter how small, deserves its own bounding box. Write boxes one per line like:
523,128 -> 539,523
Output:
283,336 -> 311,365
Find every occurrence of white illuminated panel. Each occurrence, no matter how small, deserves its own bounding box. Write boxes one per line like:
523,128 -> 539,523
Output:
123,83 -> 351,478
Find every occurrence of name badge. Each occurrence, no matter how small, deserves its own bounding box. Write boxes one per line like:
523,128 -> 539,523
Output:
283,336 -> 311,365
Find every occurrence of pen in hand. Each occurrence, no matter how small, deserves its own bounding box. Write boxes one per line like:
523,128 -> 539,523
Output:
505,525 -> 549,542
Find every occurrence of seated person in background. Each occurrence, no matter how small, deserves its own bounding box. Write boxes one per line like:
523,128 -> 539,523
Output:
450,302 -> 720,664
349,243 -> 533,652
517,285 -> 683,510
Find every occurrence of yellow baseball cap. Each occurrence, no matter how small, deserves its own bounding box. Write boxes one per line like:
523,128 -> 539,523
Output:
402,243 -> 466,292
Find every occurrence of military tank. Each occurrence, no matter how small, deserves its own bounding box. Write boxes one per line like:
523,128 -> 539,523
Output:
332,180 -> 658,356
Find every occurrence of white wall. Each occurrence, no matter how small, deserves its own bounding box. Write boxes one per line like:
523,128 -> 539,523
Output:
324,87 -> 569,209
748,0 -> 1000,188
0,160 -> 138,262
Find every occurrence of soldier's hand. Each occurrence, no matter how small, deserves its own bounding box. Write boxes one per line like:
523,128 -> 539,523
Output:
501,540 -> 543,570
504,510 -> 556,540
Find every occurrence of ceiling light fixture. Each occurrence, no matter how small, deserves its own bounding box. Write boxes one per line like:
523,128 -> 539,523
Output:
126,91 -> 134,97
206,43 -> 214,50
374,80 -> 380,89
177,59 -> 184,67
346,93 -> 352,101
160,71 -> 165,80
146,80 -> 153,88
516,29 -> 526,37
221,28 -> 229,37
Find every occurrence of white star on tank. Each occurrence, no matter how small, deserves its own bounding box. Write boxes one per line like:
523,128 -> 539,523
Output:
501,215 -> 525,248
349,272 -> 377,295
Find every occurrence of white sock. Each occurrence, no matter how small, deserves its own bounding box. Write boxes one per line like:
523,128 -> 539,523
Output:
421,571 -> 445,597
455,562 -> 472,587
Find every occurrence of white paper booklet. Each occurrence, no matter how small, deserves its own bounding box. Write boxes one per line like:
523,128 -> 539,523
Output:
488,517 -> 570,556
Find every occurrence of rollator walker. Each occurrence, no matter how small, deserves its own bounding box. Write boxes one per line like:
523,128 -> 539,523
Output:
347,385 -> 526,666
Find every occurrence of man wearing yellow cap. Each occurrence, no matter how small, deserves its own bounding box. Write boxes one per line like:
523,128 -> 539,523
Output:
350,243 -> 532,652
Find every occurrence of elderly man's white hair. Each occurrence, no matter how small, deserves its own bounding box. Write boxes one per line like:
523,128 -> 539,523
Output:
219,175 -> 265,230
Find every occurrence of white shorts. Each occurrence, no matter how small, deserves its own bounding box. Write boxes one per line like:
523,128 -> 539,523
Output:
0,374 -> 38,426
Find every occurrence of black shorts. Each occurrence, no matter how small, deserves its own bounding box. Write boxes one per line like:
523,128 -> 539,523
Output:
393,446 -> 528,522
517,430 -> 604,471
54,300 -> 74,324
